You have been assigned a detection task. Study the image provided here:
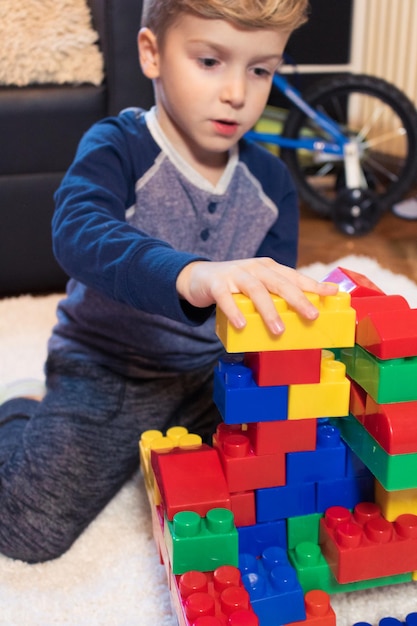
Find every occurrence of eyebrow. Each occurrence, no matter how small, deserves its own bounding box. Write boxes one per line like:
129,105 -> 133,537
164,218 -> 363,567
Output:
188,40 -> 283,64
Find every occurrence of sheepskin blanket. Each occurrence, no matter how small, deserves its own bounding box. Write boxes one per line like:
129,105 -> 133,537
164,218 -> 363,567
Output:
0,0 -> 104,86
1,255 -> 417,626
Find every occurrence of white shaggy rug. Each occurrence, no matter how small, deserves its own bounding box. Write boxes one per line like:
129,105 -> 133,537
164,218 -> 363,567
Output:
1,255 -> 417,626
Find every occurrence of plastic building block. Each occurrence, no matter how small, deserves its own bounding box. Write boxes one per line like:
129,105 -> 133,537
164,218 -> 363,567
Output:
348,379 -> 367,419
355,308 -> 417,359
287,356 -> 350,420
237,520 -> 287,556
239,546 -> 306,625
286,590 -> 336,626
164,508 -> 239,575
287,514 -> 323,550
375,480 -> 417,521
350,294 -> 409,323
213,424 -> 286,493
353,614 -> 417,626
289,540 -> 412,594
171,565 -> 260,626
140,427 -> 202,505
316,473 -> 374,513
215,291 -> 356,353
341,343 -> 417,404
286,423 -> 347,485
213,358 -> 288,424
244,348 -> 322,386
246,418 -> 317,456
358,395 -> 417,455
230,491 -> 256,527
151,444 -> 231,520
332,414 -> 417,491
321,266 -> 385,297
256,482 -> 316,523
319,502 -> 417,583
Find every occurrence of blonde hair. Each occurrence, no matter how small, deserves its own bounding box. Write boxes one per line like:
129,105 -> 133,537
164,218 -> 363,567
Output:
141,0 -> 309,41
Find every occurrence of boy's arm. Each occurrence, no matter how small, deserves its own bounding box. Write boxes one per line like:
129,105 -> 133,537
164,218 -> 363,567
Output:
52,118 -> 212,324
176,259 -> 337,336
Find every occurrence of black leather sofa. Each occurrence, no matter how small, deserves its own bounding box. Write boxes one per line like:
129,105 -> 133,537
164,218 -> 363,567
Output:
0,0 -> 154,295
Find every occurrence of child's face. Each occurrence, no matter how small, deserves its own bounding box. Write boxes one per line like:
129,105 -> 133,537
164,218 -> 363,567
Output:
139,14 -> 289,178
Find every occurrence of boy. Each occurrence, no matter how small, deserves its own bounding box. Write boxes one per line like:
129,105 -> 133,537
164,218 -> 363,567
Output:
0,0 -> 336,563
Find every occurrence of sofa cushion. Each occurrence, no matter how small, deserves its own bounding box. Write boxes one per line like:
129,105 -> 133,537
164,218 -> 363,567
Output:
0,0 -> 104,87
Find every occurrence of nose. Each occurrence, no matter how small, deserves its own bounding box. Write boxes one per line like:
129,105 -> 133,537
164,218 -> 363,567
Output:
220,71 -> 246,108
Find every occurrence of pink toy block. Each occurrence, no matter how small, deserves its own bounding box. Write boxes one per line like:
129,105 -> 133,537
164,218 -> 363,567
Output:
320,502 -> 417,583
244,348 -> 322,386
321,266 -> 385,297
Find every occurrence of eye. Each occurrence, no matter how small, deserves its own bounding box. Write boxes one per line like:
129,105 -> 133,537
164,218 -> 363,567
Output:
198,57 -> 219,69
253,67 -> 272,78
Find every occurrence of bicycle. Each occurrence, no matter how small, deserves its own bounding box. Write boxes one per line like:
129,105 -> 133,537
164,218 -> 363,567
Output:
245,71 -> 417,235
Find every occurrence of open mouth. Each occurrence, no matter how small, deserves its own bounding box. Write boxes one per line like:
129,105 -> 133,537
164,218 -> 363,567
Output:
213,120 -> 239,136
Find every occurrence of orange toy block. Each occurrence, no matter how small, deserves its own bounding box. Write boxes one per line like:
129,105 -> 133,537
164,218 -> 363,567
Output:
286,590 -> 336,626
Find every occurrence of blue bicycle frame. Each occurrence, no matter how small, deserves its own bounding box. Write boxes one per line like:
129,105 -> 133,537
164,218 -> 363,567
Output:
245,73 -> 350,156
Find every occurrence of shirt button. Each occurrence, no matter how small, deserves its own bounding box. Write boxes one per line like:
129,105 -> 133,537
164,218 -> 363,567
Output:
208,202 -> 217,214
200,228 -> 210,241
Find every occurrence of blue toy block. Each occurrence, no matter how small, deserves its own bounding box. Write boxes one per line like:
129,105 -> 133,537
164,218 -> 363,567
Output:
286,423 -> 347,485
256,482 -> 316,523
316,473 -> 374,512
238,520 -> 287,556
353,613 -> 417,626
213,357 -> 288,424
240,546 -> 306,626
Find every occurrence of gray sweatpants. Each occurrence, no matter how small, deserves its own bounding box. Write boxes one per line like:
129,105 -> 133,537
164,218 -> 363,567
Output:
0,352 -> 220,563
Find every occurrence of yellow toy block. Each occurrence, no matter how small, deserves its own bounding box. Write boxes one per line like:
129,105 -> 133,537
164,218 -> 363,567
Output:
215,290 -> 355,353
375,480 -> 417,521
287,354 -> 350,420
139,427 -> 202,505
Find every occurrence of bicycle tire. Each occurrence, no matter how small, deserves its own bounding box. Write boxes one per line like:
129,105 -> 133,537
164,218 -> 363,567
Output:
280,74 -> 417,218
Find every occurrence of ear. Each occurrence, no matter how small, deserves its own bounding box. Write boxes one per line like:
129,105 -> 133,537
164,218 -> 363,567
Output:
138,27 -> 160,79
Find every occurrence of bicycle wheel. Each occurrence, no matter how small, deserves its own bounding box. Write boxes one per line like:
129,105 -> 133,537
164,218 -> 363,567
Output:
281,74 -> 417,218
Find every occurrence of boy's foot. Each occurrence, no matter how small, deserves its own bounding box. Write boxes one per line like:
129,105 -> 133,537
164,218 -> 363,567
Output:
0,379 -> 46,405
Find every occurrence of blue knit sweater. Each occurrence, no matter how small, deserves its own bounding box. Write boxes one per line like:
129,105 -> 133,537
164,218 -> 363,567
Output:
49,108 -> 299,374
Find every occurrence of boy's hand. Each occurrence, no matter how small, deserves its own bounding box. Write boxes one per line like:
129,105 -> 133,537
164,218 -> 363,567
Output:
176,258 -> 338,335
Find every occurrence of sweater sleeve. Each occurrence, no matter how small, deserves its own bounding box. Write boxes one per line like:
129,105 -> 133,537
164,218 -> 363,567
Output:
52,115 -> 211,324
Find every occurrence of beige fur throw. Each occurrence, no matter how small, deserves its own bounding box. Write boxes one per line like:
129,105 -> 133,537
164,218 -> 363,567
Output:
0,0 -> 104,86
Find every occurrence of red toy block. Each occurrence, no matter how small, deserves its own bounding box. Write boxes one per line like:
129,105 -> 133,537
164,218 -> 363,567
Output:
151,444 -> 231,521
357,395 -> 417,454
350,294 -> 409,323
170,565 -> 259,626
244,349 -> 322,386
348,378 -> 367,418
319,502 -> 417,583
230,491 -> 256,527
286,590 -> 336,626
246,419 -> 317,456
356,308 -> 417,359
321,266 -> 385,297
213,424 -> 286,493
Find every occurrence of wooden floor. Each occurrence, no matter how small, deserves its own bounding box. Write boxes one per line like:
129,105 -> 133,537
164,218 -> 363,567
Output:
298,203 -> 417,283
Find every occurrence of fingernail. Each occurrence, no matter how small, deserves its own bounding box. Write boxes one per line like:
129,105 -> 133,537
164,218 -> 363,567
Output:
306,305 -> 319,320
270,319 -> 285,335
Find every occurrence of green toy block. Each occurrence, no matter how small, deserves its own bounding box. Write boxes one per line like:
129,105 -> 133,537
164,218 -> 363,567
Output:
341,344 -> 417,403
287,513 -> 323,550
289,541 -> 413,594
332,414 -> 417,491
164,507 -> 239,575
